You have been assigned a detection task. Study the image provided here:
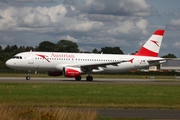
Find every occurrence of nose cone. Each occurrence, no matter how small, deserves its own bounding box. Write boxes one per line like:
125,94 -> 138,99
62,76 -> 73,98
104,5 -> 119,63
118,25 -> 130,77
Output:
6,59 -> 13,68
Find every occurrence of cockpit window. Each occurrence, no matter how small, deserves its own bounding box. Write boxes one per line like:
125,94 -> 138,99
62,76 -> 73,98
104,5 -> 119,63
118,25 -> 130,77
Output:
12,56 -> 22,59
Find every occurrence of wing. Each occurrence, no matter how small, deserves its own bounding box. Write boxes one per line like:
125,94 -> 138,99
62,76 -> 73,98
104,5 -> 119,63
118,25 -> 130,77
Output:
67,59 -> 132,72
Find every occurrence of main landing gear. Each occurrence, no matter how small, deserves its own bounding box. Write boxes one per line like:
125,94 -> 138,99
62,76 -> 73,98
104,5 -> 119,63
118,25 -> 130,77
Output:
86,75 -> 93,81
75,75 -> 93,81
86,72 -> 93,81
75,76 -> 82,81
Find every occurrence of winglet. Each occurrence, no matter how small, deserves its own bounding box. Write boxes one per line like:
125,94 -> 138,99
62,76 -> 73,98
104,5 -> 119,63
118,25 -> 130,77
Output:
135,30 -> 165,57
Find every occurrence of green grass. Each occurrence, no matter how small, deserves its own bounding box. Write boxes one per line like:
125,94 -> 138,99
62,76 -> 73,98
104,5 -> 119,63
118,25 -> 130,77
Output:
0,83 -> 180,109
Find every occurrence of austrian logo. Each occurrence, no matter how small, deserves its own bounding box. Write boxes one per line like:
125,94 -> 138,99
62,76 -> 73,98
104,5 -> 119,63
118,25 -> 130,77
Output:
36,53 -> 75,63
36,54 -> 50,62
151,40 -> 159,47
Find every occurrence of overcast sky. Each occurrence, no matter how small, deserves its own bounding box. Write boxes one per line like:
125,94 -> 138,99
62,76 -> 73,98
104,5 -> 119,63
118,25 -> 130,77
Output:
1,0 -> 180,57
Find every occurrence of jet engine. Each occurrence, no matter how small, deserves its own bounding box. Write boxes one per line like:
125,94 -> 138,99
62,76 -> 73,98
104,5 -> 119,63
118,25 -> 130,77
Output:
48,71 -> 63,76
63,67 -> 82,77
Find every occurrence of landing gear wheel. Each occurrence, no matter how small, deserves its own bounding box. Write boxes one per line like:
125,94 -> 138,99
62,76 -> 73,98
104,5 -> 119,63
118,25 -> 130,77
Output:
26,70 -> 31,80
75,76 -> 82,81
26,76 -> 30,80
86,76 -> 93,81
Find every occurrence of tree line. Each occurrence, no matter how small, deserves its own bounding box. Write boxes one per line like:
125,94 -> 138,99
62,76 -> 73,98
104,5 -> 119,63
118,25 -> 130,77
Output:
0,40 -> 177,69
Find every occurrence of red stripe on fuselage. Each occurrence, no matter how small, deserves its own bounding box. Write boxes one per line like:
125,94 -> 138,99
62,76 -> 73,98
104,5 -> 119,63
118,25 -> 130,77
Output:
134,47 -> 158,57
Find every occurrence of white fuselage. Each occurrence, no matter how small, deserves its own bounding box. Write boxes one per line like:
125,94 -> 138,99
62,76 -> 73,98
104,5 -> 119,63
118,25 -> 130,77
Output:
6,52 -> 165,73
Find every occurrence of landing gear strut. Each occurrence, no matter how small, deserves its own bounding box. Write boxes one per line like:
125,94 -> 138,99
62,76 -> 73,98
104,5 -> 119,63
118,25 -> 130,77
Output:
26,70 -> 31,80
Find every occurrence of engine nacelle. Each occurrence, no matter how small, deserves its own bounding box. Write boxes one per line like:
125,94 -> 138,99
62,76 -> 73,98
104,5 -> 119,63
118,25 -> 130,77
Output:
63,67 -> 82,77
48,71 -> 63,76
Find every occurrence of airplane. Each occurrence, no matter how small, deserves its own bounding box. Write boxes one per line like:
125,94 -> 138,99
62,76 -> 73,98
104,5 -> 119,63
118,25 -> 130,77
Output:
6,29 -> 166,81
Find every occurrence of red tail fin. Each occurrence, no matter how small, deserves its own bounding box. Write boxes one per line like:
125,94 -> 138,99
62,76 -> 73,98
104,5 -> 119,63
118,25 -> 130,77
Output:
135,30 -> 165,57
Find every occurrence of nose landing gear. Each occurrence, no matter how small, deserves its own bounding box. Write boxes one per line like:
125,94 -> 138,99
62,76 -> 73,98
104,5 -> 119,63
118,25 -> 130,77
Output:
26,70 -> 31,80
26,76 -> 30,80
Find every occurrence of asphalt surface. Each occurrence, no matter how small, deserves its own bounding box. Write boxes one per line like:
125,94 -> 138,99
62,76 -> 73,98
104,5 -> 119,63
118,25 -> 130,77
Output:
0,77 -> 180,119
97,109 -> 180,119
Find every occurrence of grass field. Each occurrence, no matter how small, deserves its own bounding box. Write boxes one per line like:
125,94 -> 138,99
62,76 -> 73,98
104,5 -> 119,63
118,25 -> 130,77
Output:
0,83 -> 180,109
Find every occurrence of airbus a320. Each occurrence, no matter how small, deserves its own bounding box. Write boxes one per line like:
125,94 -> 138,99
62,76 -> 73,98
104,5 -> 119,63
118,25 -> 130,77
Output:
6,30 -> 166,81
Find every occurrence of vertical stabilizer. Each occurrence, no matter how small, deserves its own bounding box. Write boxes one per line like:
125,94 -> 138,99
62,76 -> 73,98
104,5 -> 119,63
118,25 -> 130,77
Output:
135,30 -> 165,57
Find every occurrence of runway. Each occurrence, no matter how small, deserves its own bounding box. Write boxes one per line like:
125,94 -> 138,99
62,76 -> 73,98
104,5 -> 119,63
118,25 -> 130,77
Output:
0,77 -> 180,85
0,77 -> 180,119
98,109 -> 180,119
